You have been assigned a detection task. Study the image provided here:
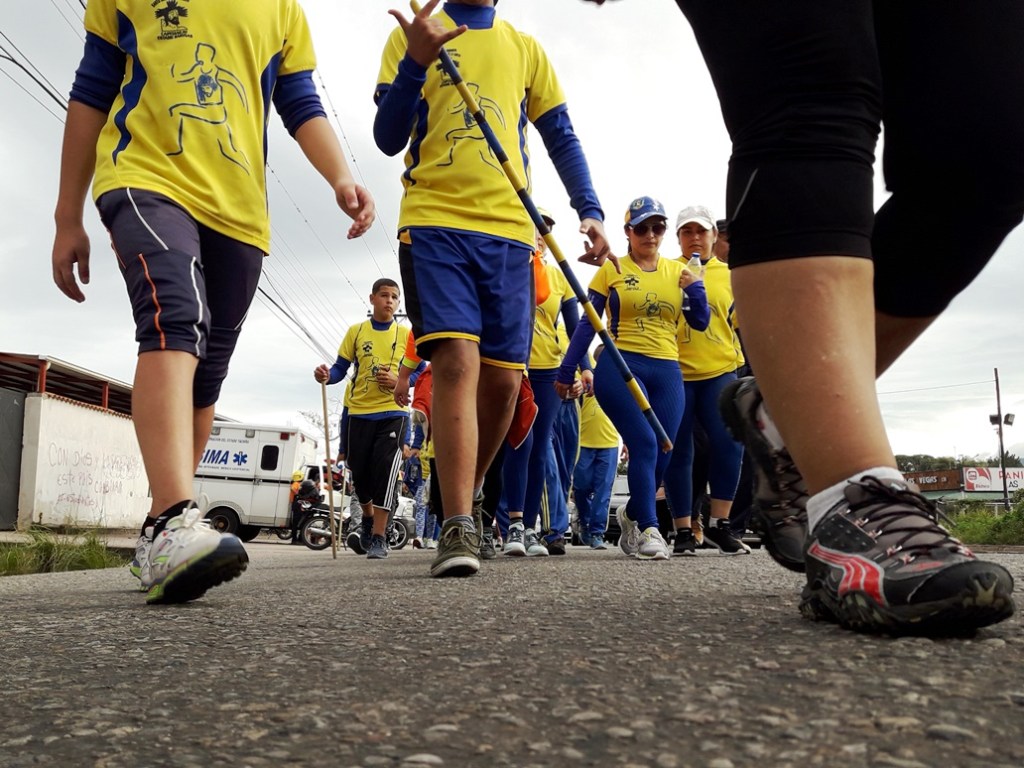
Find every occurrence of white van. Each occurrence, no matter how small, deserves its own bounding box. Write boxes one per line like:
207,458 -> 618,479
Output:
193,423 -> 320,538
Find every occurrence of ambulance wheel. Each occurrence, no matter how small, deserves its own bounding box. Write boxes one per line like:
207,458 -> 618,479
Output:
206,507 -> 239,535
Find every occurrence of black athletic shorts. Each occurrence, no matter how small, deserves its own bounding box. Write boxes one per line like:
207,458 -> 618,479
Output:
345,414 -> 407,509
96,188 -> 264,406
678,0 -> 1024,316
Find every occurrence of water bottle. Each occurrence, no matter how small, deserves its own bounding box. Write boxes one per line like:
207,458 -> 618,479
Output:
687,253 -> 703,278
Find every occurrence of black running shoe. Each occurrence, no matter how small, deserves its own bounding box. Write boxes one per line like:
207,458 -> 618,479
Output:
802,476 -> 1015,636
704,518 -> 751,555
672,528 -> 697,556
359,515 -> 374,554
366,534 -> 389,560
480,528 -> 497,560
545,535 -> 567,556
719,377 -> 809,572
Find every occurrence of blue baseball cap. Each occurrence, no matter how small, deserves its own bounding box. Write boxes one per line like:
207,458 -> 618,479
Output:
624,196 -> 667,227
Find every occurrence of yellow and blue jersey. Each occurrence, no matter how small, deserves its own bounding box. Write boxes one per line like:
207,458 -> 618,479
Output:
589,255 -> 684,361
335,320 -> 411,416
579,392 -> 619,449
676,256 -> 742,380
83,0 -> 316,253
530,263 -> 575,369
376,10 -> 566,247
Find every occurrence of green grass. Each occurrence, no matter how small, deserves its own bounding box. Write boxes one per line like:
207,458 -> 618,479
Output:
945,499 -> 1024,545
0,528 -> 130,576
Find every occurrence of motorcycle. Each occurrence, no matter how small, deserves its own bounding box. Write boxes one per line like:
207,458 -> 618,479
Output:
297,501 -> 345,551
343,493 -> 414,554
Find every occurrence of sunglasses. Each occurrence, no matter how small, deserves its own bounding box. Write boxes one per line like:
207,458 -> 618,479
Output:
630,221 -> 667,236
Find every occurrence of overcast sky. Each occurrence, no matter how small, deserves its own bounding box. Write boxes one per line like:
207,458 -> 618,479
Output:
2,0 -> 1023,461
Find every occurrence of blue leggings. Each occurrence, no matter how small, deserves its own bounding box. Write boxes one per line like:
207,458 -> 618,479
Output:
540,399 -> 579,538
594,352 -> 684,531
664,372 -> 743,520
502,368 -> 560,527
574,446 -> 618,536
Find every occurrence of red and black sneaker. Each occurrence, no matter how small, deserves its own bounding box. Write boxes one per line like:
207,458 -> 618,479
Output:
801,476 -> 1015,636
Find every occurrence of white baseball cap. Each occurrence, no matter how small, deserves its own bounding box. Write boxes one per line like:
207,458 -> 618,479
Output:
675,205 -> 716,232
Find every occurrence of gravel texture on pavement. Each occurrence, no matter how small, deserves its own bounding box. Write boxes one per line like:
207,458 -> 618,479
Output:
1,541 -> 1022,768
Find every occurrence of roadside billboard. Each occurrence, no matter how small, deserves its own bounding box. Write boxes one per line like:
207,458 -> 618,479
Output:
963,466 -> 1024,493
904,469 -> 962,492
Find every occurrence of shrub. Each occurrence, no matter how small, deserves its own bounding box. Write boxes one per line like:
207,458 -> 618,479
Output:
0,528 -> 129,577
946,499 -> 1024,545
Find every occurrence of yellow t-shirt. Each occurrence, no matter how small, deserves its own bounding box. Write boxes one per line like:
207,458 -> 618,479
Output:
530,263 -> 574,369
85,0 -> 316,253
590,255 -> 683,361
676,256 -> 741,380
579,393 -> 619,449
337,320 -> 411,416
376,12 -> 566,247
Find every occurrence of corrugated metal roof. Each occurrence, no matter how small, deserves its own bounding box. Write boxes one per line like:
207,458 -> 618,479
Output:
0,352 -> 133,416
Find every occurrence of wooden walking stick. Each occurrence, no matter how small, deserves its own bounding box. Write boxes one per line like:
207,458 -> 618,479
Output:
320,381 -> 339,559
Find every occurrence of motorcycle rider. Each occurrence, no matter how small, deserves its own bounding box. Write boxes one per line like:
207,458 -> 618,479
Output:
290,479 -> 322,545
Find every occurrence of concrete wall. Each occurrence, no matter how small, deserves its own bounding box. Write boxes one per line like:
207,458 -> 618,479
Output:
18,393 -> 150,530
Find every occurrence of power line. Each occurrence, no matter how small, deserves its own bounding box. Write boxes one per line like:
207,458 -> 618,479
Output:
255,286 -> 333,361
314,69 -> 400,273
0,66 -> 66,122
0,30 -> 68,103
267,228 -> 351,334
878,379 -> 994,397
45,0 -> 85,40
266,162 -> 374,310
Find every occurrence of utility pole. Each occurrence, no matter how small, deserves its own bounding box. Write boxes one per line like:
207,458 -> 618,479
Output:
994,367 -> 1010,511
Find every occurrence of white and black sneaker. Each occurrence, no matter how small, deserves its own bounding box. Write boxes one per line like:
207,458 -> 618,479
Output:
143,504 -> 248,604
704,517 -> 751,555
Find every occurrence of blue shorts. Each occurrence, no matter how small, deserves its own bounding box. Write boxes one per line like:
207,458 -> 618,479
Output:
398,227 -> 532,369
96,188 -> 264,407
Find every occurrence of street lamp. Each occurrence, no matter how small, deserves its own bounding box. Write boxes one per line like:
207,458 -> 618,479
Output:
991,367 -> 1015,511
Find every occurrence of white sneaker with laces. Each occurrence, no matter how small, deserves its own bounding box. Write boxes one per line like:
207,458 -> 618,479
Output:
637,527 -> 670,560
524,528 -> 549,557
616,504 -> 640,556
144,504 -> 248,604
130,527 -> 153,590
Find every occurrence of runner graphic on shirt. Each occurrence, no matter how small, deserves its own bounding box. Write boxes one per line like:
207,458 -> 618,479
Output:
439,82 -> 505,174
167,42 -> 251,173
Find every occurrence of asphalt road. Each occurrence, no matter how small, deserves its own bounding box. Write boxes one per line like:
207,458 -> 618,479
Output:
1,539 -> 1023,768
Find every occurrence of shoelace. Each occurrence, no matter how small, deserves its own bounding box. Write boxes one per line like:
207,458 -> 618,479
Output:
767,448 -> 810,514
439,522 -> 480,551
845,476 -> 967,562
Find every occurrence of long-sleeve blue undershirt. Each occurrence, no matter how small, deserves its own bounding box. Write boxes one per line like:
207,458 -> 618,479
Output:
70,32 -> 324,134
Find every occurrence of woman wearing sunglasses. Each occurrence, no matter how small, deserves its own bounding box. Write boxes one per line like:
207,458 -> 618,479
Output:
557,197 -> 709,559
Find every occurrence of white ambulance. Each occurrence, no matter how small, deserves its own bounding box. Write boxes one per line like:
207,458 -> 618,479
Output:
193,422 -> 320,540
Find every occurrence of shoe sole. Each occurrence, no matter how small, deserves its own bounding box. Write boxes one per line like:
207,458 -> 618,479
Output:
504,544 -> 526,557
719,378 -> 807,573
526,549 -> 550,557
366,552 -> 389,559
636,550 -> 670,561
146,538 -> 248,605
430,555 -> 480,578
800,566 -> 1016,636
